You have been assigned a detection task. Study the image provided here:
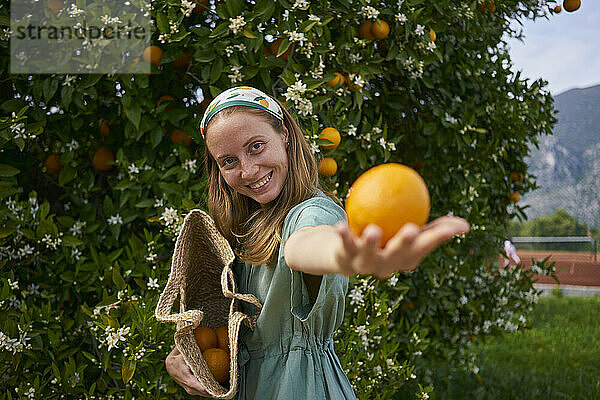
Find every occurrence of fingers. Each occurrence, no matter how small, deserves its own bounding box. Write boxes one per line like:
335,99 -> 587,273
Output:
384,222 -> 420,252
334,221 -> 359,256
412,218 -> 470,256
423,216 -> 470,232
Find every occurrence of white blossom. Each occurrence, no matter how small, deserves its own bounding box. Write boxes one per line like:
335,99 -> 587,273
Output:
147,278 -> 159,289
182,158 -> 198,173
347,125 -> 357,136
228,65 -> 244,83
415,24 -> 425,36
160,207 -> 179,226
65,139 -> 79,151
395,13 -> 407,23
107,213 -> 123,225
229,16 -> 246,34
361,6 -> 380,19
292,0 -> 309,9
128,163 -> 139,174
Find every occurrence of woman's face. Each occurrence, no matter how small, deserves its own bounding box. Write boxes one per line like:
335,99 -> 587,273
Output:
205,111 -> 289,206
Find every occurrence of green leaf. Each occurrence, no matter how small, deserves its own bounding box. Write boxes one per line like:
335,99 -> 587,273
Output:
135,199 -> 154,208
58,166 -> 76,186
210,57 -> 224,84
122,358 -> 136,384
80,75 -> 103,89
181,198 -> 196,210
253,0 -> 276,20
43,78 -> 59,103
156,12 -> 169,33
195,50 -> 216,63
61,86 -> 74,109
0,164 -> 20,177
209,21 -> 230,38
242,28 -> 258,39
112,263 -> 126,291
62,236 -> 84,247
123,101 -> 141,130
299,20 -> 318,33
0,223 -> 17,239
275,38 -> 291,57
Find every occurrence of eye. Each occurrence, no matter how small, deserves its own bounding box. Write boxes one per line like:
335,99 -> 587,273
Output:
222,158 -> 235,167
251,141 -> 264,151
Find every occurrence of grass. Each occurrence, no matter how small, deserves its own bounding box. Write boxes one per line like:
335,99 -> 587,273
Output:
425,296 -> 600,400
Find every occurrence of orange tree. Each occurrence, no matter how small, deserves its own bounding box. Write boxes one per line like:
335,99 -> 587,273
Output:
0,0 -> 558,398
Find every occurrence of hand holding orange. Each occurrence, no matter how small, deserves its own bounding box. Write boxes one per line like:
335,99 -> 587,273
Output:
336,163 -> 470,278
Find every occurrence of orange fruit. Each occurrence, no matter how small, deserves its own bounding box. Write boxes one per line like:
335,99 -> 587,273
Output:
345,163 -> 430,248
142,46 -> 163,66
371,19 -> 390,40
318,157 -> 338,177
487,0 -> 496,12
553,5 -> 562,13
510,171 -> 523,182
171,129 -> 192,146
173,52 -> 191,69
326,73 -> 345,88
215,326 -> 229,353
157,95 -> 175,111
100,120 -> 110,137
509,192 -> 520,203
45,154 -> 62,174
202,348 -> 229,383
563,0 -> 580,12
430,28 -> 436,42
93,146 -> 114,171
47,0 -> 64,16
194,326 -> 217,351
358,21 -> 376,40
192,0 -> 209,13
271,38 -> 292,62
318,127 -> 341,150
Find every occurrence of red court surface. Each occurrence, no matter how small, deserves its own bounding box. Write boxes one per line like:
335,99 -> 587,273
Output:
516,250 -> 600,287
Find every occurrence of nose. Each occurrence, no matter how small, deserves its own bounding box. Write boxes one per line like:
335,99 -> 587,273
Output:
239,157 -> 260,182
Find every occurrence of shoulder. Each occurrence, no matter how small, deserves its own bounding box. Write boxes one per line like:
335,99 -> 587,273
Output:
282,189 -> 346,239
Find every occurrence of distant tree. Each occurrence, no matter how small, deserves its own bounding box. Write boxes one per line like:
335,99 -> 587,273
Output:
528,209 -> 588,236
508,209 -> 592,251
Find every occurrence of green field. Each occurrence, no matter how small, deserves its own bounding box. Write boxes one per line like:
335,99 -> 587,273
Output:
426,296 -> 600,400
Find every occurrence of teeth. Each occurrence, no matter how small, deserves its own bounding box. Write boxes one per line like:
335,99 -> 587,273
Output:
249,172 -> 271,189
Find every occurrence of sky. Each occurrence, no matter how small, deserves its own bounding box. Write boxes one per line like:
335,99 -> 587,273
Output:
506,1 -> 600,96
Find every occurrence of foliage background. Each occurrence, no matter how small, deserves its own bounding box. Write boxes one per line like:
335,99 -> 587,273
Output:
1,0 -> 559,398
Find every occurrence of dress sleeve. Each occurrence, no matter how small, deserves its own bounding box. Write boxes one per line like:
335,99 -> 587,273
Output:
281,195 -> 349,324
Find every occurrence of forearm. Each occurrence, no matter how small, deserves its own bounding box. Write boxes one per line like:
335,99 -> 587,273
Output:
284,224 -> 350,276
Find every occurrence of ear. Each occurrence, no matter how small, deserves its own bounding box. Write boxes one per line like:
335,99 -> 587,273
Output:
282,124 -> 290,144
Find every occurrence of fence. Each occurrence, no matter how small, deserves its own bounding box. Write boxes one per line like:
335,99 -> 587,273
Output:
512,236 -> 597,263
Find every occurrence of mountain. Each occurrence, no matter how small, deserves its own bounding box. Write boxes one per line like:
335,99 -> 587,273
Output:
522,83 -> 600,229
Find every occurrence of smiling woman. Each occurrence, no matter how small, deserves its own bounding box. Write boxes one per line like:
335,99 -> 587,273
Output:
205,113 -> 289,206
162,86 -> 469,399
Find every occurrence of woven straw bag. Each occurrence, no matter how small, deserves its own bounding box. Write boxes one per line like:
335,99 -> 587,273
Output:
155,209 -> 262,399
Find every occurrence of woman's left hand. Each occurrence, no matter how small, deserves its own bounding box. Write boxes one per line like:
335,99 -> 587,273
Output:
332,216 -> 470,279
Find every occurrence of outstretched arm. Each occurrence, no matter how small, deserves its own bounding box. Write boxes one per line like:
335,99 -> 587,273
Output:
284,216 -> 470,278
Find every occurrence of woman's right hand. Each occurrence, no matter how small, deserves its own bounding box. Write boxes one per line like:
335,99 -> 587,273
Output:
165,346 -> 211,397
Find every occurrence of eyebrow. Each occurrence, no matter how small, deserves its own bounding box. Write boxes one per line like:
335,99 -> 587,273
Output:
216,135 -> 265,160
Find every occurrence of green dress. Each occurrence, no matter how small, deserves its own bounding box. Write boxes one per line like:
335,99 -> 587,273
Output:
232,189 -> 357,400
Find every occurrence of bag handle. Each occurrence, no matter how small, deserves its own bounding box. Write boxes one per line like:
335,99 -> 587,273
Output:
155,212 -> 205,325
221,261 -> 263,319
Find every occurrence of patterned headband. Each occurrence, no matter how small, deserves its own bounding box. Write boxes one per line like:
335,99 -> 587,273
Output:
199,86 -> 284,139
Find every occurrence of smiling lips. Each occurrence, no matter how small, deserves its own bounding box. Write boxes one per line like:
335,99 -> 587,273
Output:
248,171 -> 273,190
